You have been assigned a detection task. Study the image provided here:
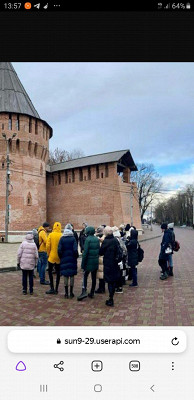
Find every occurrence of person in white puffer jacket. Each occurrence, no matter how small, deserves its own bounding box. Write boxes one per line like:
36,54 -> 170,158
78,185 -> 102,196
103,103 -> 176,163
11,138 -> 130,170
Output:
17,231 -> 38,295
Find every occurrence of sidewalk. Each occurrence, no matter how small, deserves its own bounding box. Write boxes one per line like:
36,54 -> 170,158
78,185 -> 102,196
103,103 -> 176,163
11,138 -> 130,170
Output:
0,226 -> 193,326
0,225 -> 161,271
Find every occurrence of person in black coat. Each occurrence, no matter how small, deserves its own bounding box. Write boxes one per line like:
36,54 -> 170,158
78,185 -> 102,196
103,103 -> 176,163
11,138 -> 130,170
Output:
58,225 -> 78,298
79,222 -> 88,253
126,229 -> 139,287
71,224 -> 79,246
167,223 -> 175,276
158,223 -> 173,280
99,226 -> 120,307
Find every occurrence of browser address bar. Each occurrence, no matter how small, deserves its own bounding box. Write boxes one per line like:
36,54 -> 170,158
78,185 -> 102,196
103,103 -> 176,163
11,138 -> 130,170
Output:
8,329 -> 186,353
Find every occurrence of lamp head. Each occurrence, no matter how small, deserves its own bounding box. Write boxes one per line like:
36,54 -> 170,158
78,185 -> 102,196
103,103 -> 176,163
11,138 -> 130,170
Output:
2,133 -> 6,139
12,133 -> 17,139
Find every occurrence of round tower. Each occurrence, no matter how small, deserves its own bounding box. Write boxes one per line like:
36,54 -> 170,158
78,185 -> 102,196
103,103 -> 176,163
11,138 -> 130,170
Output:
0,62 -> 52,239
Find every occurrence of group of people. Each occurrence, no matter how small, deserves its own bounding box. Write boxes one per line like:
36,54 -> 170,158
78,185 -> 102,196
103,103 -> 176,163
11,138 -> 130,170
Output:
17,222 -> 140,307
16,220 -> 176,306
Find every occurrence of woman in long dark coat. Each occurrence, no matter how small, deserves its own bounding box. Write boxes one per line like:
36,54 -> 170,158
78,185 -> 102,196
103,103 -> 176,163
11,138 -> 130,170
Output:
58,224 -> 78,298
126,229 -> 139,287
99,226 -> 120,307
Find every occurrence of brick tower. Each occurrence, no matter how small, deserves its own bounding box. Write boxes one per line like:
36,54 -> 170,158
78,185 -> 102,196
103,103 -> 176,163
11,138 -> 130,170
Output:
0,62 -> 52,239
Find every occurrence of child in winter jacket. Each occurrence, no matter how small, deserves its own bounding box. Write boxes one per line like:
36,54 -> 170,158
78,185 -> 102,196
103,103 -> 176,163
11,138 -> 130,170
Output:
17,232 -> 39,295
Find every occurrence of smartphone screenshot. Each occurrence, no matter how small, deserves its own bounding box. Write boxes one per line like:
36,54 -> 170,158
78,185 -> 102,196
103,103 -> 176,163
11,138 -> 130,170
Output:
0,3 -> 194,399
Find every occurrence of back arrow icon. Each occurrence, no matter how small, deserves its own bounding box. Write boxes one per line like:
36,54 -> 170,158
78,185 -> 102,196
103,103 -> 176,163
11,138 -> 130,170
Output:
150,385 -> 155,392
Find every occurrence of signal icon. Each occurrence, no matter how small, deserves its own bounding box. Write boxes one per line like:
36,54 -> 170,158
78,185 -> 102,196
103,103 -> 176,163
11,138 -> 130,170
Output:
34,3 -> 40,9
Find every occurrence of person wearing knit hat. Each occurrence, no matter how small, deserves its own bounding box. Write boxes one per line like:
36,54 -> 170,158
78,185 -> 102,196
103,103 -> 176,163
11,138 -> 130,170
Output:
95,226 -> 106,294
17,231 -> 39,295
58,224 -> 79,298
119,224 -> 126,238
158,222 -> 174,280
99,226 -> 121,307
167,223 -> 175,276
77,226 -> 100,301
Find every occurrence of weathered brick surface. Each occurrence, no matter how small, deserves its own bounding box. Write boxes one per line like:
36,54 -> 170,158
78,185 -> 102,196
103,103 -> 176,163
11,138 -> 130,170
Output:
46,162 -> 142,230
0,113 -> 51,231
0,110 -> 142,234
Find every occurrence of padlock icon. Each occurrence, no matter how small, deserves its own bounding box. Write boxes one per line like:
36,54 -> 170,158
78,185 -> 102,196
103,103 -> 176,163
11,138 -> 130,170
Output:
57,338 -> 61,344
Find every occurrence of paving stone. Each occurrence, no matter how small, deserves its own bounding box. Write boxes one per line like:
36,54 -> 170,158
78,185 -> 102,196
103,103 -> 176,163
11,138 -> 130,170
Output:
0,226 -> 193,326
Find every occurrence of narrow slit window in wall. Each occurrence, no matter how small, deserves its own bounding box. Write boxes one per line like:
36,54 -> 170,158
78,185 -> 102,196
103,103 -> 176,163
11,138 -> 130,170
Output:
29,117 -> 32,133
35,119 -> 38,135
79,168 -> 83,181
65,171 -> 68,183
16,114 -> 20,130
96,165 -> 99,179
8,113 -> 12,130
88,167 -> 91,180
27,192 -> 32,206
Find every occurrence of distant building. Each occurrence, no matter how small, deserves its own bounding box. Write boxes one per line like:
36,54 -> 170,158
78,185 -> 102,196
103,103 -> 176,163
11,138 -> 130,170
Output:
0,62 -> 142,241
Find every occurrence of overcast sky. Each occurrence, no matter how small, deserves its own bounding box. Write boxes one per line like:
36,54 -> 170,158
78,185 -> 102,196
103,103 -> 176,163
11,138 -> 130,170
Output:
13,62 -> 194,193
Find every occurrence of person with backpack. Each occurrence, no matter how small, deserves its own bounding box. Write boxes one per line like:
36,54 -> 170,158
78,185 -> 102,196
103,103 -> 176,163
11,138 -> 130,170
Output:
46,222 -> 62,294
158,223 -> 174,280
38,222 -> 50,285
126,229 -> 139,287
112,226 -> 127,293
99,226 -> 121,307
167,222 -> 175,276
17,231 -> 38,295
77,226 -> 100,301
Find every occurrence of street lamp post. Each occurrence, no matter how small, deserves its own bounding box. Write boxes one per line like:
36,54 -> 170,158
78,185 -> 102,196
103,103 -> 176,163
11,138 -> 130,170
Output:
2,132 -> 16,242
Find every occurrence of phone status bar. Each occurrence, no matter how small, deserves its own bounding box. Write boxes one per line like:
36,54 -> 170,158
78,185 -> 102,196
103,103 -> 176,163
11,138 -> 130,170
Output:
1,1 -> 193,11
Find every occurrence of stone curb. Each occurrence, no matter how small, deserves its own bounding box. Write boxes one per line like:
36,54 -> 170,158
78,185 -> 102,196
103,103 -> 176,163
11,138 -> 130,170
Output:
139,234 -> 162,243
0,234 -> 162,273
0,267 -> 18,273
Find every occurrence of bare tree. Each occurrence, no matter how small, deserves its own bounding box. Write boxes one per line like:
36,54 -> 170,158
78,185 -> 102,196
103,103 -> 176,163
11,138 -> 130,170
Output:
155,184 -> 194,226
49,147 -> 84,165
131,163 -> 163,220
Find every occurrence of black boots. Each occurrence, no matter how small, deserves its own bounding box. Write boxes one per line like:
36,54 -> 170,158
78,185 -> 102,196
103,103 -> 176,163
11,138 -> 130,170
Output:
106,298 -> 114,307
169,268 -> 174,276
70,286 -> 74,298
88,291 -> 94,299
64,286 -> 69,298
77,289 -> 88,301
65,286 -> 75,298
46,288 -> 55,294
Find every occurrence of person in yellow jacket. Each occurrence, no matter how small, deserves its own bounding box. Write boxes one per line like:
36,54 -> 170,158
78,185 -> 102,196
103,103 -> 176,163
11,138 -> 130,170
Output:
38,222 -> 50,285
46,221 -> 62,294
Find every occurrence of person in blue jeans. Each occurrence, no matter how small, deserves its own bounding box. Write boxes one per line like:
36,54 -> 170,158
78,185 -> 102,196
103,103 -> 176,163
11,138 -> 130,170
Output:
38,222 -> 50,285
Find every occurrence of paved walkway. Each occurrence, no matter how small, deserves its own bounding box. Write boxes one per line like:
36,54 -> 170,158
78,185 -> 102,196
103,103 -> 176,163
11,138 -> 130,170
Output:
0,225 -> 160,271
0,226 -> 193,326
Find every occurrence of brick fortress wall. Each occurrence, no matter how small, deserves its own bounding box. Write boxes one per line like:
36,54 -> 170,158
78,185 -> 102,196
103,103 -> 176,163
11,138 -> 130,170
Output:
0,113 -> 51,232
46,161 -> 142,230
